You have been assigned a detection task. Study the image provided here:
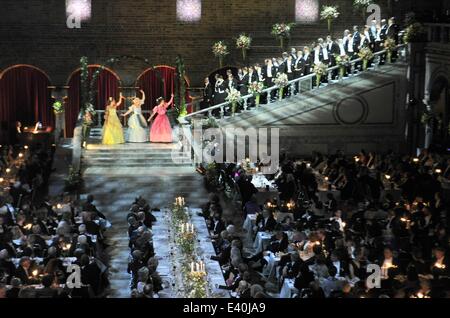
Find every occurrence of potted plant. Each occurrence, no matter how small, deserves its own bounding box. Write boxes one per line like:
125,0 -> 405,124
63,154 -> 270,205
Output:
271,23 -> 296,51
358,47 -> 374,71
320,5 -> 340,33
212,41 -> 229,68
236,34 -> 252,62
225,88 -> 242,116
274,73 -> 289,100
384,38 -> 397,63
353,0 -> 374,20
335,55 -> 350,80
248,81 -> 265,107
313,63 -> 328,87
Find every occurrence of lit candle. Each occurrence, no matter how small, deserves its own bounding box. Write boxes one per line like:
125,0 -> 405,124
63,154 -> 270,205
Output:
0,178 -> 4,183
385,175 -> 391,180
434,262 -> 446,269
57,204 -> 62,209
435,169 -> 442,174
5,168 -> 11,174
32,270 -> 38,277
18,153 -> 23,158
24,145 -> 29,150
413,158 -> 419,163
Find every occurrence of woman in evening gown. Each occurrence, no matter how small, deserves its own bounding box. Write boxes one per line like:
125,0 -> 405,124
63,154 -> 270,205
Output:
102,93 -> 125,145
148,94 -> 174,143
122,90 -> 148,143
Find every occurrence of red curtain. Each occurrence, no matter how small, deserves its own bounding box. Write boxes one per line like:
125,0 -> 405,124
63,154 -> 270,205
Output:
0,66 -> 52,144
65,67 -> 119,137
137,67 -> 175,111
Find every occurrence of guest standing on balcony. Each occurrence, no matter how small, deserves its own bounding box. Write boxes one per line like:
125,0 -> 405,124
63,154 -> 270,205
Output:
201,77 -> 213,110
212,74 -> 227,106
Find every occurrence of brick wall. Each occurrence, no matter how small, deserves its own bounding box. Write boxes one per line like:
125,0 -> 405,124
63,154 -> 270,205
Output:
0,0 -> 443,86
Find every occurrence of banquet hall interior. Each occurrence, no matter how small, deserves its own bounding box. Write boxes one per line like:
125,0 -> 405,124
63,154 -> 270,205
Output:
1,0 -> 450,301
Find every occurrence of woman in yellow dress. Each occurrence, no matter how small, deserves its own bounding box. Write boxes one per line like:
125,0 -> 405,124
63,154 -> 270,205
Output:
102,93 -> 125,145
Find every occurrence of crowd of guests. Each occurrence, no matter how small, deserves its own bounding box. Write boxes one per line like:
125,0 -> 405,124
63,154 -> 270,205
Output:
0,142 -> 111,298
204,148 -> 450,298
126,197 -> 162,298
201,17 -> 401,111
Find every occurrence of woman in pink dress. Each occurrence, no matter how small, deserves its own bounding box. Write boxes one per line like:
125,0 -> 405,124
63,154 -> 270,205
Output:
148,94 -> 174,143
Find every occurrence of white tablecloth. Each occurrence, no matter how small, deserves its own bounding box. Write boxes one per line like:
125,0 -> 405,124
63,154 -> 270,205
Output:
279,278 -> 298,298
253,231 -> 272,253
252,174 -> 280,205
152,209 -> 229,298
243,214 -> 257,244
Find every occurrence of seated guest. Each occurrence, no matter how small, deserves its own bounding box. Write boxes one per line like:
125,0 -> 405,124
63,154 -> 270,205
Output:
6,277 -> 22,298
35,274 -> 58,298
255,208 -> 277,233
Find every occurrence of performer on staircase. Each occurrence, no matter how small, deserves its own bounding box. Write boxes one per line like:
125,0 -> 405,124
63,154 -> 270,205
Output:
102,93 -> 125,145
122,90 -> 149,143
148,94 -> 174,143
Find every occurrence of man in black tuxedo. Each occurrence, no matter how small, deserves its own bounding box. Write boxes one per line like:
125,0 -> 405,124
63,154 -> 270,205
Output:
212,74 -> 227,106
263,59 -> 276,102
290,47 -> 298,60
226,69 -> 238,91
293,51 -> 305,94
255,209 -> 277,232
387,17 -> 400,43
201,77 -> 213,110
14,256 -> 32,285
82,195 -> 106,220
352,26 -> 362,54
302,46 -> 313,75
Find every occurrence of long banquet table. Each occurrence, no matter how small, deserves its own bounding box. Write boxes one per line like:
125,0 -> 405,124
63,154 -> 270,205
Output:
152,209 -> 230,298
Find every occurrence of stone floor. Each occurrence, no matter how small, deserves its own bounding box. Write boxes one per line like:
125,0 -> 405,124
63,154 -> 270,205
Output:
81,142 -> 210,298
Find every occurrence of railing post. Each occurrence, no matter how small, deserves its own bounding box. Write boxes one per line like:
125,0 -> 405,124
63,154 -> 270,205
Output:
220,106 -> 224,119
243,98 -> 248,111
327,69 -> 333,83
267,89 -> 272,105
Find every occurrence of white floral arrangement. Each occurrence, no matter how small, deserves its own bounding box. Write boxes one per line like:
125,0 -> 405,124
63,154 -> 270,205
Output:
248,81 -> 265,95
353,0 -> 374,9
313,63 -> 328,77
271,23 -> 295,38
236,34 -> 252,50
225,88 -> 242,103
320,5 -> 340,20
274,73 -> 289,88
212,41 -> 229,57
358,47 -> 374,61
335,54 -> 350,66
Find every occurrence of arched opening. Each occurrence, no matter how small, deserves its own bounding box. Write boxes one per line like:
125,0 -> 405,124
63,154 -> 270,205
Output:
136,65 -> 193,113
65,66 -> 121,137
136,66 -> 176,111
430,76 -> 450,149
0,65 -> 52,144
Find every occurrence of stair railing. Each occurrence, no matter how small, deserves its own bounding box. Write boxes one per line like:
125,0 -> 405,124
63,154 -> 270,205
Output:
182,44 -> 408,122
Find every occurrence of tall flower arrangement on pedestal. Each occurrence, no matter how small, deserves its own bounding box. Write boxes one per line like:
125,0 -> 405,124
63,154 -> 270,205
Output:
248,81 -> 265,107
353,0 -> 374,20
271,23 -> 295,50
212,41 -> 229,68
403,23 -> 427,43
320,6 -> 340,33
236,34 -> 252,62
335,55 -> 350,79
384,38 -> 397,63
176,55 -> 188,118
313,63 -> 328,87
358,47 -> 374,70
225,88 -> 242,116
274,73 -> 289,100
